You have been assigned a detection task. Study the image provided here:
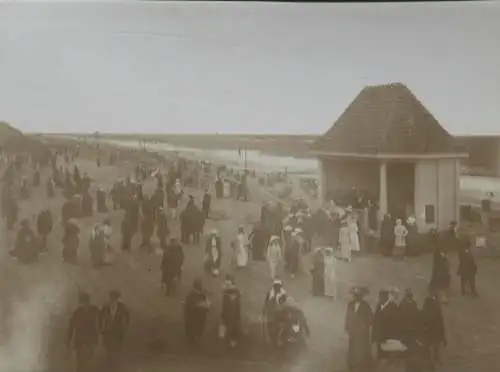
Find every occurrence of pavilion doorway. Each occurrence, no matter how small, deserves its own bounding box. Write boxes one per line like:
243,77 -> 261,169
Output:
386,162 -> 415,220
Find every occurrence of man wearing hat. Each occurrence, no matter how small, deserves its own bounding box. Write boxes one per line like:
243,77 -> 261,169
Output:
156,206 -> 170,250
99,290 -> 130,370
205,229 -> 222,276
161,237 -> 185,295
11,218 -> 38,263
67,292 -> 100,372
345,286 -> 373,371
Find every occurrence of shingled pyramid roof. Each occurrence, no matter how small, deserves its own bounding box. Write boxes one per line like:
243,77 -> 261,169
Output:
311,83 -> 460,155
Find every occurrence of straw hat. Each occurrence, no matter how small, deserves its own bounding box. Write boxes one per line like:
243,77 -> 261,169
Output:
349,286 -> 369,297
269,235 -> 280,243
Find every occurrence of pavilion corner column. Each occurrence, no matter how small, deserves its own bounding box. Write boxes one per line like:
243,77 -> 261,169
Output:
379,161 -> 388,220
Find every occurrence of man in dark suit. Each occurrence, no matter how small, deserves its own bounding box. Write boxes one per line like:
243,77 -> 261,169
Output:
457,236 -> 478,297
99,290 -> 130,370
67,292 -> 100,372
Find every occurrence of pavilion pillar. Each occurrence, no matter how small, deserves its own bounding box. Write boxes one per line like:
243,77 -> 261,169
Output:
379,161 -> 388,221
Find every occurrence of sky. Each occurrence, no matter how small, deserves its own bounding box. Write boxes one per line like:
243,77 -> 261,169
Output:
0,1 -> 499,135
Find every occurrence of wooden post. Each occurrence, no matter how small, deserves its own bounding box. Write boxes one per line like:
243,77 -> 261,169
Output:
379,161 -> 388,222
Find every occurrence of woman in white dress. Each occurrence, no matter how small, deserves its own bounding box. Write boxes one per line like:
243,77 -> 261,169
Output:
102,218 -> 114,264
231,226 -> 249,269
339,220 -> 352,262
266,235 -> 283,279
347,212 -> 361,254
324,247 -> 338,299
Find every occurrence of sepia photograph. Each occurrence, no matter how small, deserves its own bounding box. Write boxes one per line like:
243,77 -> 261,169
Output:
0,1 -> 499,372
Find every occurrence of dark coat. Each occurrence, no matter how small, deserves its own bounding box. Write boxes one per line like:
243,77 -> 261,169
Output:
398,298 -> 421,346
67,305 -> 100,348
37,210 -> 53,236
430,251 -> 450,290
166,191 -> 178,209
457,248 -> 477,277
372,301 -> 400,343
99,301 -> 130,343
141,216 -> 154,238
345,300 -> 373,370
15,226 -> 38,263
156,212 -> 170,239
184,289 -> 209,335
221,291 -> 241,328
420,296 -> 446,344
202,193 -> 211,212
161,243 -> 184,281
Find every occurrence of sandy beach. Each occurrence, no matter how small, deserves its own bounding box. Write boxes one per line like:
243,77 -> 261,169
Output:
1,138 -> 500,372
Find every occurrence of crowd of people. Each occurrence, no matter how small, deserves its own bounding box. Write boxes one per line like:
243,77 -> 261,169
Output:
0,141 -> 482,372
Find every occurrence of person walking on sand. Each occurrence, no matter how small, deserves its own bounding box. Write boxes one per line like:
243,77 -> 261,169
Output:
266,235 -> 283,280
99,290 -> 130,371
67,292 -> 100,372
345,286 -> 373,372
311,247 -> 325,296
184,279 -> 211,351
231,226 -> 249,269
202,189 -> 211,219
62,219 -> 80,265
339,220 -> 352,262
205,229 -> 222,277
393,218 -> 408,260
457,236 -> 478,297
324,247 -> 338,299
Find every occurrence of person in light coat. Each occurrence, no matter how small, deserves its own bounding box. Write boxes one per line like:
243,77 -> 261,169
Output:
347,211 -> 361,254
266,235 -> 283,279
339,220 -> 352,262
231,226 -> 249,269
394,218 -> 408,260
324,247 -> 338,299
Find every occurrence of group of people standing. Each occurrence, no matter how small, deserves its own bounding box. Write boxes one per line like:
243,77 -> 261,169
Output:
345,286 -> 447,372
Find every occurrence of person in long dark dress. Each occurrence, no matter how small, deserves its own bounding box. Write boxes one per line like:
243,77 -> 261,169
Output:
67,292 -> 100,372
457,236 -> 478,297
99,290 -> 130,371
379,214 -> 394,256
398,288 -> 421,348
311,247 -> 325,296
184,279 -> 211,351
202,189 -> 211,219
429,247 -> 451,304
249,223 -> 267,261
221,286 -> 242,348
420,290 -> 447,365
62,219 -> 80,264
37,208 -> 53,253
161,238 -> 184,295
156,207 -> 170,250
96,187 -> 108,213
372,290 -> 400,360
10,219 -> 38,264
344,286 -> 373,372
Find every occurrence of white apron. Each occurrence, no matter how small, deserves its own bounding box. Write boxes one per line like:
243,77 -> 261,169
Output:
324,255 -> 338,298
234,233 -> 249,268
348,220 -> 360,252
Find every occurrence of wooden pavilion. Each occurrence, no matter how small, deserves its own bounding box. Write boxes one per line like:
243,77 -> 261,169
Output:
311,83 -> 468,232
